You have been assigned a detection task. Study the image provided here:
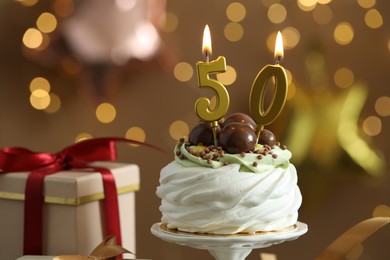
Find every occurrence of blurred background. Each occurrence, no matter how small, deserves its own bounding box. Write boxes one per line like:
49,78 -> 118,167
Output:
0,0 -> 389,259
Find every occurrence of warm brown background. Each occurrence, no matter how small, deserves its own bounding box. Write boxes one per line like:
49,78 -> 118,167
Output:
0,0 -> 389,259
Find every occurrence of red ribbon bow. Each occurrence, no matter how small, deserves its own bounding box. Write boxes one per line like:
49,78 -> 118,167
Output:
0,137 -> 162,255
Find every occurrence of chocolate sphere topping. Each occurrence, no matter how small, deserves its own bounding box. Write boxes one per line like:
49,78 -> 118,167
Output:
258,129 -> 276,147
189,122 -> 218,146
218,122 -> 257,154
222,113 -> 257,132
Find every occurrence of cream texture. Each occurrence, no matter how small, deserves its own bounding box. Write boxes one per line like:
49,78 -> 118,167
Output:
174,143 -> 293,173
156,160 -> 302,234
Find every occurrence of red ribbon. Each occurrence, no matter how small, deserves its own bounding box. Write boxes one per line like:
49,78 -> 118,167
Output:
0,137 -> 163,256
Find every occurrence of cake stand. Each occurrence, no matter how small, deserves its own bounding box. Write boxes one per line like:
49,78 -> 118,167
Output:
151,222 -> 308,260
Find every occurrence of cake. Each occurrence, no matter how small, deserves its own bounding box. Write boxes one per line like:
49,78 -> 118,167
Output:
156,113 -> 302,235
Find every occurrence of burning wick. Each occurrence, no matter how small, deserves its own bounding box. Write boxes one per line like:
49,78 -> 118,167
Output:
203,25 -> 212,63
274,31 -> 284,65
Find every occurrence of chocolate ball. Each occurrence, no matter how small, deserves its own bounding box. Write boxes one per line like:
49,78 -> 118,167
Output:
258,129 -> 276,147
218,122 -> 257,154
189,122 -> 217,146
223,113 -> 257,132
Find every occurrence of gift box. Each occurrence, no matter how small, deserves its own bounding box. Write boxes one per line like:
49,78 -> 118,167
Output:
0,161 -> 140,260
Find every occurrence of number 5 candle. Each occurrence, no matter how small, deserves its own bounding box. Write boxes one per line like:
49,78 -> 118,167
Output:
249,31 -> 288,139
195,25 -> 230,145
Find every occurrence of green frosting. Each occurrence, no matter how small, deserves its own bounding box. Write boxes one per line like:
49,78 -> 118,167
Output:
174,143 -> 292,174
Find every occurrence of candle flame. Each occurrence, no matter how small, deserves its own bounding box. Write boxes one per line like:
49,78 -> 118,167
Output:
202,25 -> 212,60
274,31 -> 284,63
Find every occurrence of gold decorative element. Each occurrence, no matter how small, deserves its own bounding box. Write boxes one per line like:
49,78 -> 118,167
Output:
250,31 -> 288,138
285,45 -> 385,177
54,235 -> 133,260
196,56 -> 229,123
0,184 -> 139,206
316,217 -> 390,260
337,84 -> 385,176
0,191 -> 25,201
196,25 -> 230,145
249,64 -> 288,135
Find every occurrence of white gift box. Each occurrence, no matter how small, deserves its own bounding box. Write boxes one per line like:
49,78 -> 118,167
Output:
0,161 -> 139,260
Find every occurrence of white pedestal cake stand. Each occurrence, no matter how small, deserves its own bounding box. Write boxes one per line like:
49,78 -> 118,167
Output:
151,222 -> 308,260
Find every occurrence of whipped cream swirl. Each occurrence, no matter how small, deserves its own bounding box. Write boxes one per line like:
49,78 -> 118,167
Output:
156,161 -> 302,234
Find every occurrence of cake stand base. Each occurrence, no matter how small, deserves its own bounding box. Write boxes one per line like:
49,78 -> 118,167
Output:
151,222 -> 308,260
208,248 -> 251,260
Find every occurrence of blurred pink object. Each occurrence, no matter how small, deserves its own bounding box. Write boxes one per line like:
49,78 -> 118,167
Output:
63,0 -> 165,65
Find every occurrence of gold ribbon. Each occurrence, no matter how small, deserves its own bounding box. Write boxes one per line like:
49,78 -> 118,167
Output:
260,217 -> 390,260
0,184 -> 139,206
53,236 -> 133,260
316,217 -> 390,260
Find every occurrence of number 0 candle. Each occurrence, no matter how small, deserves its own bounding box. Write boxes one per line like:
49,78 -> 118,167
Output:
249,31 -> 288,139
195,25 -> 230,145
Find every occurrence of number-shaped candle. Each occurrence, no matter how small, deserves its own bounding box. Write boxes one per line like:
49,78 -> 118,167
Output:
249,31 -> 288,137
195,25 -> 230,145
196,56 -> 229,122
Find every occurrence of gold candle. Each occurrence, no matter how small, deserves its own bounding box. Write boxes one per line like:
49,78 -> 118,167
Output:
195,25 -> 230,145
249,31 -> 288,138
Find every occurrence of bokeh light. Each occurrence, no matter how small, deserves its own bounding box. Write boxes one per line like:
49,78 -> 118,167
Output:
23,28 -> 43,49
261,0 -> 279,7
375,96 -> 390,117
30,89 -> 51,110
226,2 -> 246,22
287,82 -> 296,100
362,116 -> 382,136
317,0 -> 332,4
44,93 -> 61,113
357,0 -> 376,9
125,127 -> 146,147
282,27 -> 300,49
75,133 -> 93,143
224,22 -> 244,42
36,12 -> 57,33
364,9 -> 383,29
173,62 -> 193,82
216,65 -> 237,86
285,69 -> 293,85
30,77 -> 51,92
334,22 -> 354,45
162,12 -> 178,33
53,0 -> 74,18
268,3 -> 287,24
36,33 -> 50,51
15,0 -> 38,7
169,120 -> 189,140
334,67 -> 354,88
95,102 -> 116,123
313,4 -> 333,25
297,0 -> 317,12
